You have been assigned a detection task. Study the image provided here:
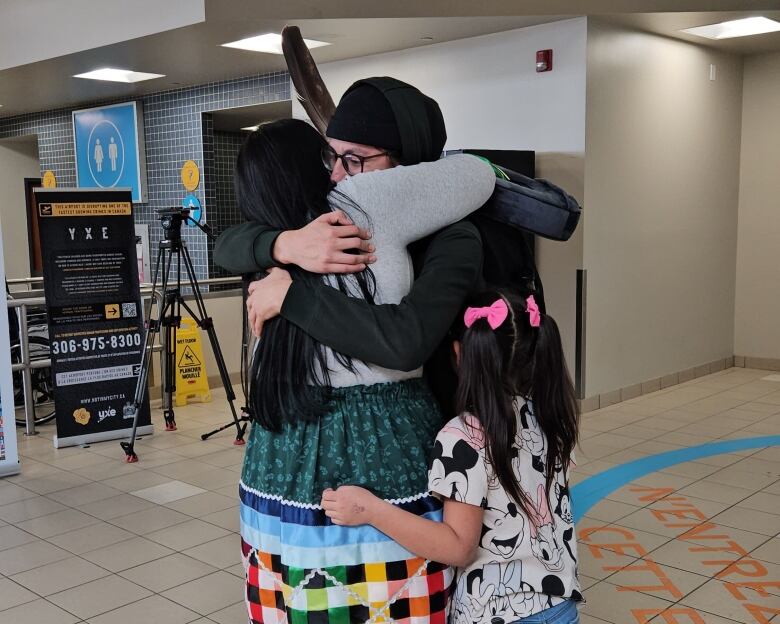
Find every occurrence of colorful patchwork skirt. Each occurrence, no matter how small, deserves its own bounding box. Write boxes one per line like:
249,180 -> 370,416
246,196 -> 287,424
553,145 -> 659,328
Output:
240,379 -> 453,624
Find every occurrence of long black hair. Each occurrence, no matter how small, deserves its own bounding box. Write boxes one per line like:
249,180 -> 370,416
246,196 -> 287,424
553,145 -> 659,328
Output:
452,289 -> 579,520
235,118 -> 375,431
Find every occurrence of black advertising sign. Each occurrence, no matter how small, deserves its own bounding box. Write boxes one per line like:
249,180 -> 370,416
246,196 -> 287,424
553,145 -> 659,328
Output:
35,189 -> 152,447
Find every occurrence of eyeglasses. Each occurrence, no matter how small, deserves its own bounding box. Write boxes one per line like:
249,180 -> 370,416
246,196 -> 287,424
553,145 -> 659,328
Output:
321,145 -> 392,176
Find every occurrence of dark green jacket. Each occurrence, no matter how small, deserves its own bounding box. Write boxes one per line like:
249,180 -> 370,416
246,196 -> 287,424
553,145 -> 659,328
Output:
214,220 -> 482,413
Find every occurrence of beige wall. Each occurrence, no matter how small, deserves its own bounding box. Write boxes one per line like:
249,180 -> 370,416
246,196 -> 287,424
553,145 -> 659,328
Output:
535,154 -> 585,376
0,136 -> 39,279
734,51 -> 780,361
198,292 -> 245,384
583,19 -> 743,397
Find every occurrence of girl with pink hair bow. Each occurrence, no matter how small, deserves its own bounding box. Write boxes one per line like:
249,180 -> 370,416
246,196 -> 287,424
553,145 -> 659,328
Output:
322,289 -> 583,623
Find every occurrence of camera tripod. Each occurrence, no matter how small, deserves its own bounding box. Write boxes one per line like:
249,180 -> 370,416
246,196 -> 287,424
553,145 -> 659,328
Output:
121,208 -> 249,462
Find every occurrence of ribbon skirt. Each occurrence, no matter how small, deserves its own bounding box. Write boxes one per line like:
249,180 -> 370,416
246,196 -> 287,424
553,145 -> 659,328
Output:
239,380 -> 452,624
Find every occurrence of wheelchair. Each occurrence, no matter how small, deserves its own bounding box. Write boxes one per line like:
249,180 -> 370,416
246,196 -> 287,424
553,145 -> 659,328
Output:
7,284 -> 56,427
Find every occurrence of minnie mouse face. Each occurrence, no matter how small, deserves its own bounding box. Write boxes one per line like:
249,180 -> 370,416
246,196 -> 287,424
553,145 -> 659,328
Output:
429,439 -> 480,503
487,596 -> 512,624
480,502 -> 525,559
508,589 -> 545,620
454,568 -> 495,624
517,403 -> 546,474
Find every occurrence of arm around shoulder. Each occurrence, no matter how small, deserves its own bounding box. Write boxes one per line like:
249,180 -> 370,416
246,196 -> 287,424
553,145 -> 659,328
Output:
280,220 -> 483,370
321,486 -> 483,568
213,222 -> 280,275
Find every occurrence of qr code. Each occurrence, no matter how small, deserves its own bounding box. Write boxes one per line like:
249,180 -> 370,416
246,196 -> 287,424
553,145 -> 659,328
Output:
122,303 -> 137,318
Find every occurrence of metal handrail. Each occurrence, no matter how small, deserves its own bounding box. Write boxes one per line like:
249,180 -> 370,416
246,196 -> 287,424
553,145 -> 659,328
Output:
8,276 -> 242,293
7,296 -> 47,307
6,275 -> 242,436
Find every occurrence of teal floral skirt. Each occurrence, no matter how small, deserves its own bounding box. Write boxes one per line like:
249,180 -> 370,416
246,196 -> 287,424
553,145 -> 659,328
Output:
241,379 -> 441,503
239,379 -> 453,624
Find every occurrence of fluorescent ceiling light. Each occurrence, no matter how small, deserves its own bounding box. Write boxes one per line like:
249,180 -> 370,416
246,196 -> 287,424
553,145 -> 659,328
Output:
222,33 -> 329,54
681,17 -> 780,40
241,125 -> 260,132
73,68 -> 165,83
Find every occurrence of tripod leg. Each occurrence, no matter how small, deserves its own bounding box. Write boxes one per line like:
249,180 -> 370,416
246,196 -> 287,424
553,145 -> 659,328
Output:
159,252 -> 179,432
161,298 -> 178,431
200,322 -> 246,444
180,246 -> 247,444
121,245 -> 166,462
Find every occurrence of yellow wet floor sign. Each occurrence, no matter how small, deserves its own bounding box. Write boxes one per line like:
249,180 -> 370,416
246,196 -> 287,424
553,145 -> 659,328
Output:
175,318 -> 211,406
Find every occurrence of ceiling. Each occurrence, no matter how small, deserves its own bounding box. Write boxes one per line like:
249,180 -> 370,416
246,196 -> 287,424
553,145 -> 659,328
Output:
0,16 -> 571,118
202,0 -> 780,19
1,2 -> 780,119
606,11 -> 780,54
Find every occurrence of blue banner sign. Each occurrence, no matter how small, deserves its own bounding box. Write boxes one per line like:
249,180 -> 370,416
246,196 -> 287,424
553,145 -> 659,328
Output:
73,102 -> 148,203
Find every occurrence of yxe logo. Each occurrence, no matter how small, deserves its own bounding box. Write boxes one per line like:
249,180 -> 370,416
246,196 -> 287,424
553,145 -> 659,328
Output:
97,407 -> 117,423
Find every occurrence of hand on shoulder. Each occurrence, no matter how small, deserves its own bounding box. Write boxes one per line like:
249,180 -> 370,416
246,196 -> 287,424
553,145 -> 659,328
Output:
273,211 -> 375,274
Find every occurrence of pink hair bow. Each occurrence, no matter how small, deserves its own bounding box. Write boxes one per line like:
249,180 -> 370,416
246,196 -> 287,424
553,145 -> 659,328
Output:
526,295 -> 541,328
464,299 -> 509,330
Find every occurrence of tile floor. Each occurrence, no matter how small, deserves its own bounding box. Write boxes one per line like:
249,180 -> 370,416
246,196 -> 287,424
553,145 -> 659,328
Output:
0,367 -> 778,624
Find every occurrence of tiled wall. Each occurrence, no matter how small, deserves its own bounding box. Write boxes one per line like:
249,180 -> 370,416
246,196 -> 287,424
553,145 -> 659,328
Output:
206,128 -> 247,279
0,72 -> 290,280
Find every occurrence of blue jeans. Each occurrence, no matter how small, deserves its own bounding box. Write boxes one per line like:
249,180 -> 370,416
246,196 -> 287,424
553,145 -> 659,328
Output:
513,599 -> 579,623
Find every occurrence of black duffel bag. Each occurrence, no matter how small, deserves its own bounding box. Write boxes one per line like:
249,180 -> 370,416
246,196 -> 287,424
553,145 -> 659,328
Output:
481,165 -> 581,242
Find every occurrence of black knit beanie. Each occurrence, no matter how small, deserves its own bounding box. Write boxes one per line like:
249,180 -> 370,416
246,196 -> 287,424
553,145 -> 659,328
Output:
326,82 -> 402,152
326,77 -> 447,166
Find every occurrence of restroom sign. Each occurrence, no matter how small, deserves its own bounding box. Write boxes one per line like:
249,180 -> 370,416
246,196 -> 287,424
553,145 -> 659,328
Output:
182,194 -> 202,227
73,102 -> 148,203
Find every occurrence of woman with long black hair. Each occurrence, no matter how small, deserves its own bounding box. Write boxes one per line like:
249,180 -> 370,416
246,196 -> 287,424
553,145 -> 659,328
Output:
236,118 -> 495,624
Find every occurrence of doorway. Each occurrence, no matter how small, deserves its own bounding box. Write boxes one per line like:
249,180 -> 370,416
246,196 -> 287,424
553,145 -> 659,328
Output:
0,135 -> 41,280
24,177 -> 43,276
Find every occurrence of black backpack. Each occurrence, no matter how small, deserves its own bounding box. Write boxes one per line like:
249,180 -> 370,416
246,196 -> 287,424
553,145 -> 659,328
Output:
484,166 -> 581,243
471,163 -> 581,314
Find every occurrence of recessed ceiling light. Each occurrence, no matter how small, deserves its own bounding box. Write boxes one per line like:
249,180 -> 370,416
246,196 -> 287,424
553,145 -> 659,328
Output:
222,33 -> 329,55
73,68 -> 165,83
681,16 -> 780,40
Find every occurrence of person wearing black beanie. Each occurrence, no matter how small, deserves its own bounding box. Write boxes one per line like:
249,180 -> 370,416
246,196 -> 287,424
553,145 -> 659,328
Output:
216,75 -> 483,416
216,76 -> 453,277
326,77 -> 447,167
216,75 -> 485,414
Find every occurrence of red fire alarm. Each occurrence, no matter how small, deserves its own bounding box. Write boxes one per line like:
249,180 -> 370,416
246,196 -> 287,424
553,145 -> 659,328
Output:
536,49 -> 553,72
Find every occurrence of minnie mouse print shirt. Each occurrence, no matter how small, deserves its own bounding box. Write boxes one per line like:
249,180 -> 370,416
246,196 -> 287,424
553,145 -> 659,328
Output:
427,399 -> 582,624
